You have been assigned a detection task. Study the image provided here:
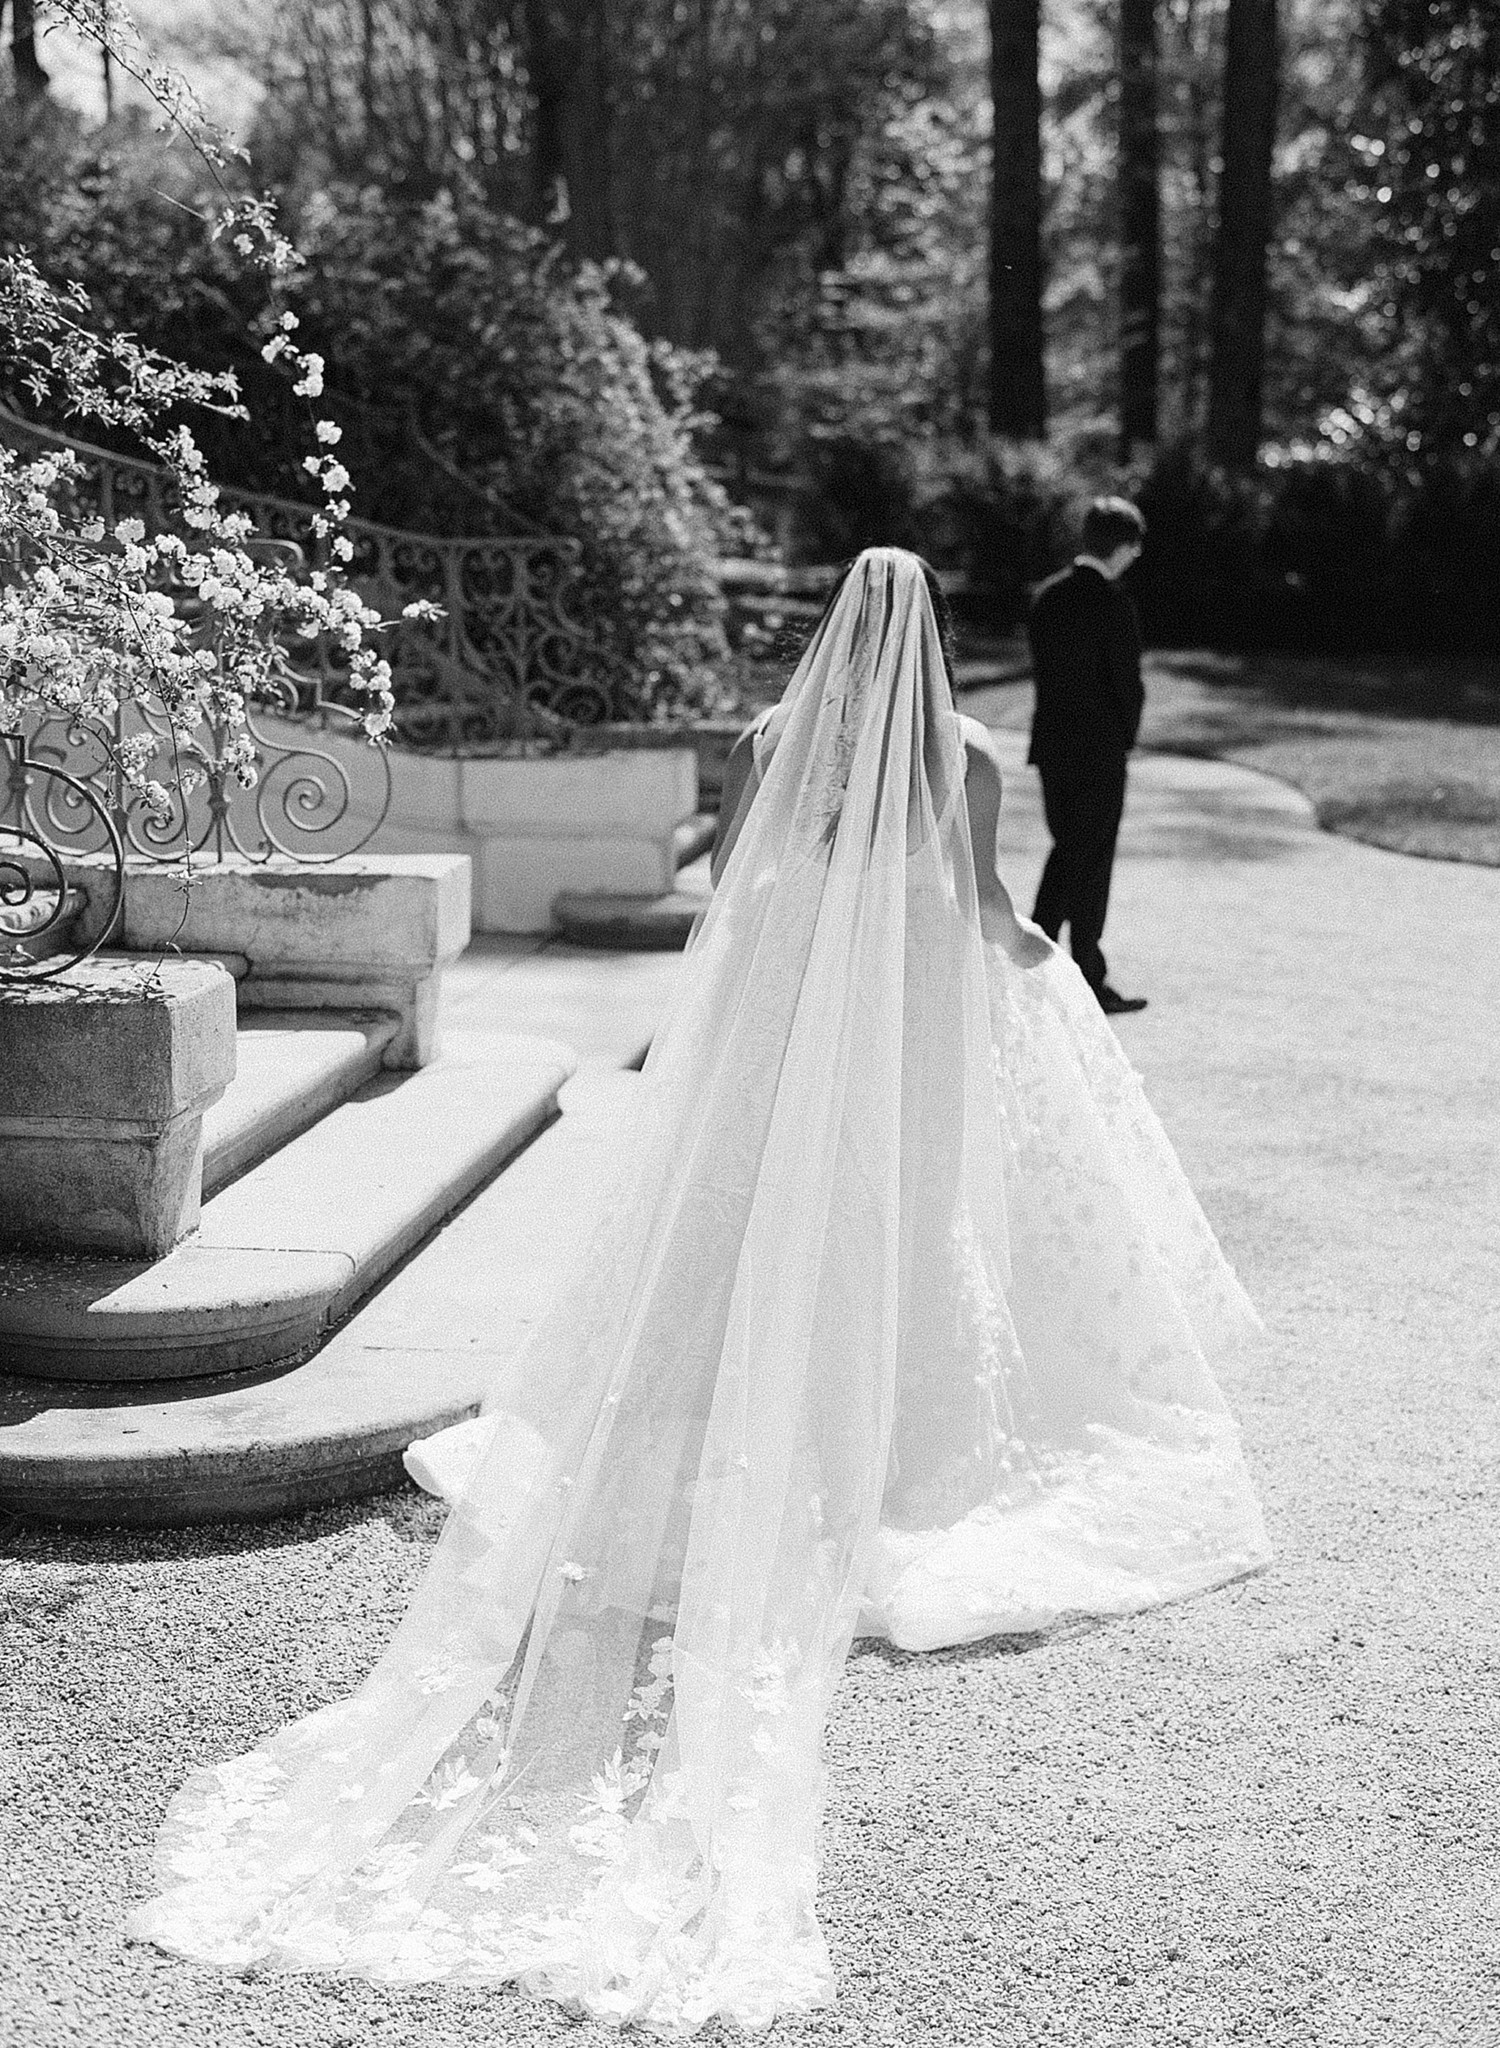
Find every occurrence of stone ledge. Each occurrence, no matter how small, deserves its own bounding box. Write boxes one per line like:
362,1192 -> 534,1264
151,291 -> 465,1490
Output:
0,1344 -> 481,1526
0,884 -> 88,963
118,854 -> 472,968
0,959 -> 236,1259
16,853 -> 473,1069
552,889 -> 705,952
247,710 -> 701,935
0,1246 -> 354,1381
0,957 -> 234,1125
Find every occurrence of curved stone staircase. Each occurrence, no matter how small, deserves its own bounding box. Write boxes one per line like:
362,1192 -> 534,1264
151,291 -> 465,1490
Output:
0,949 -> 669,1529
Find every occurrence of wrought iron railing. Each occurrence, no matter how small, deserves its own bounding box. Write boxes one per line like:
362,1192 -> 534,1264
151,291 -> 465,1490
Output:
0,735 -> 124,980
0,401 -> 652,979
0,404 -> 643,748
12,675 -> 395,867
1,669 -> 396,978
0,412 -> 390,978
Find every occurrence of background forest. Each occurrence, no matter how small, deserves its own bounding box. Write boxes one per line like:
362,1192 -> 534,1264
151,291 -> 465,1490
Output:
2,0 -> 1497,660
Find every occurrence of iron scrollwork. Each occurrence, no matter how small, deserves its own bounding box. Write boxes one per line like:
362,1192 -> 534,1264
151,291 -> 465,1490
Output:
1,404 -> 397,885
1,404 -> 645,755
12,679 -> 395,872
0,733 -> 124,981
0,404 -> 648,973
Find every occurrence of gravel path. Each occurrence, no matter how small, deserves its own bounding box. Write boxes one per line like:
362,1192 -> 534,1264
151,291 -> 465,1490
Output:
963,653 -> 1500,868
3,741 -> 1498,2048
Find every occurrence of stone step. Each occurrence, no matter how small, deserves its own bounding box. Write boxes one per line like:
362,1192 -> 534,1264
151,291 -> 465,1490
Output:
0,1029 -> 575,1386
202,1013 -> 399,1196
551,852 -> 712,952
0,1070 -> 638,1526
439,937 -> 683,1072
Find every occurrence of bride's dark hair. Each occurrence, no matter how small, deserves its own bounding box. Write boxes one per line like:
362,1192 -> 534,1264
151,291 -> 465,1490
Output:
810,552 -> 958,679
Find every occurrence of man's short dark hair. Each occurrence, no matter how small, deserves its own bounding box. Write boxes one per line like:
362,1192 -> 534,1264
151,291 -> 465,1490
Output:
1080,497 -> 1147,558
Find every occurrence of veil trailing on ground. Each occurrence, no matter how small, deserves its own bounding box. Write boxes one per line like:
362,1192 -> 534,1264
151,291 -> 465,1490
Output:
129,550 -> 1269,2032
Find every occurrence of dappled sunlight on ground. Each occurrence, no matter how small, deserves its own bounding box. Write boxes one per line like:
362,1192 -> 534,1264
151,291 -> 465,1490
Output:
960,648 -> 1500,867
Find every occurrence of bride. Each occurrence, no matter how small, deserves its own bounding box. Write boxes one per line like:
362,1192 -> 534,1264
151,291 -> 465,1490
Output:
129,548 -> 1270,2031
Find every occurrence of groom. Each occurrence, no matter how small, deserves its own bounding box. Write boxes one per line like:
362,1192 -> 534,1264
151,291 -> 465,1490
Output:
1027,497 -> 1149,1015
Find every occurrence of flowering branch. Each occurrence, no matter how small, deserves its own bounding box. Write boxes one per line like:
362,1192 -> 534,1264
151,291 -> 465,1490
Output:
1,3 -> 417,843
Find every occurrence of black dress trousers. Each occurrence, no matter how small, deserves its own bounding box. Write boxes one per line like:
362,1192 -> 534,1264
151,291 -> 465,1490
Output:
1026,561 -> 1144,993
1031,753 -> 1128,993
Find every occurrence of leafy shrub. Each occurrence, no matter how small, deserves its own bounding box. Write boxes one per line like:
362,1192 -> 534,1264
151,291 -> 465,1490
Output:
785,432 -> 1094,619
1388,462 -> 1500,651
1131,447 -> 1266,646
1,137 -> 749,716
914,438 -> 1098,626
285,191 -> 747,712
795,434 -> 922,560
1135,449 -> 1500,653
843,430 -> 1500,654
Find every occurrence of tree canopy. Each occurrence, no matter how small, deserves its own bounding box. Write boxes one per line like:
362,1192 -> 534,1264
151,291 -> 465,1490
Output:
3,0 -> 1495,652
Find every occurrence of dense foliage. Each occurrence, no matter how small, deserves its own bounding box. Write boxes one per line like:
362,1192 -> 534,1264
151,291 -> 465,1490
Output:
913,437 -> 1500,652
249,0 -> 952,372
0,232 -> 400,847
4,0 -> 1495,655
1358,0 -> 1500,456
0,104 -> 741,708
283,192 -> 743,705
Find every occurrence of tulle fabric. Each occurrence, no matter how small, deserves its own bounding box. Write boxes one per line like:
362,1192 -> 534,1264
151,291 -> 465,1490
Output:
128,549 -> 1269,2032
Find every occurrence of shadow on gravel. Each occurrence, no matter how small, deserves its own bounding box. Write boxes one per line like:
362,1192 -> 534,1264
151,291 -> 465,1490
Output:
1156,647 -> 1500,727
1122,777 -> 1312,866
1,1486 -> 415,1565
848,1611 -> 1113,1671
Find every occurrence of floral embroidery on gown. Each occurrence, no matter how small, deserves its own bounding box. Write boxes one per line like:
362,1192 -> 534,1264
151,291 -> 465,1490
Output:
128,550 -> 1270,2034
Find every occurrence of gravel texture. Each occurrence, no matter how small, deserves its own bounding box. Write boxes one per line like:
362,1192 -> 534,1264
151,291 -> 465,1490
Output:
3,741 -> 1499,2048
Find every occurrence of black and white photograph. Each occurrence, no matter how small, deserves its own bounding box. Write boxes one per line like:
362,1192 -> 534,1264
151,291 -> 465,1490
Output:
0,2 -> 1495,2043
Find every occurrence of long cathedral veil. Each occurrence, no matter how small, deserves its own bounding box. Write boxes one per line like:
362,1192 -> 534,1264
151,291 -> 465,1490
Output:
129,549 -> 1269,2031
127,550 -> 1011,2025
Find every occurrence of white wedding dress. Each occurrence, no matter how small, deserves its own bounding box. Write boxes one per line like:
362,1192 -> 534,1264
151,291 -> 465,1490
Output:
129,550 -> 1270,2032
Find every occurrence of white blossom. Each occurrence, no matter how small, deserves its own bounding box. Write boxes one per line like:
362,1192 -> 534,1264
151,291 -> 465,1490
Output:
1,212 -> 395,837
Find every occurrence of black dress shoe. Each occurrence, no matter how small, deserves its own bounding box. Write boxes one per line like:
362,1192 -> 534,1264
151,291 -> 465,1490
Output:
1097,985 -> 1148,1015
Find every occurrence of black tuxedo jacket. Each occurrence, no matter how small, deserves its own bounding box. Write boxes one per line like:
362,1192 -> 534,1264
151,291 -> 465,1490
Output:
1026,561 -> 1144,771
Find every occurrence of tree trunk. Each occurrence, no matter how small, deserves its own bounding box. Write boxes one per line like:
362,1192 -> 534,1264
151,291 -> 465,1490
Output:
525,0 -> 568,219
1176,0 -> 1215,440
1118,0 -> 1161,458
10,0 -> 49,101
557,0 -> 614,261
524,0 -> 614,260
987,0 -> 1046,439
1207,0 -> 1279,467
359,0 -> 376,150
